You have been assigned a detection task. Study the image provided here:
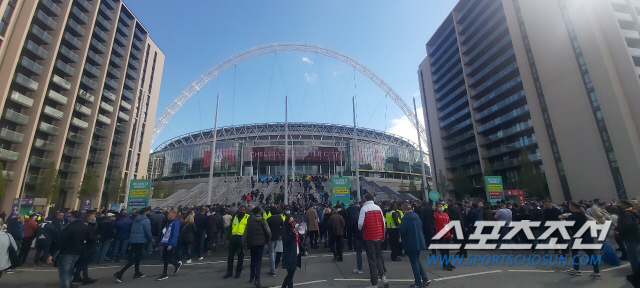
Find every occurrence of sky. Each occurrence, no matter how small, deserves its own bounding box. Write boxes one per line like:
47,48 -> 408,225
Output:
123,0 -> 459,150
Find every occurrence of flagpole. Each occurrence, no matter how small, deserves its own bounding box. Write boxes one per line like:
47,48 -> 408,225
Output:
353,96 -> 361,202
413,97 -> 429,201
284,95 -> 289,205
207,94 -> 220,205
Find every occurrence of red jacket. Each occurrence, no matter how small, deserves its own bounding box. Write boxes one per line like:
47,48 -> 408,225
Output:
358,201 -> 385,240
434,211 -> 451,238
23,218 -> 37,238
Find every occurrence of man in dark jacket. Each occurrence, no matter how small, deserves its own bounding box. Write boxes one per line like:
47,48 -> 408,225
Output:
542,200 -> 563,254
420,201 -> 436,255
73,211 -> 99,285
207,209 -> 222,252
617,200 -> 640,287
34,219 -> 57,265
399,203 -> 429,287
243,207 -> 271,288
346,203 -> 360,251
111,214 -> 132,263
266,207 -> 283,276
150,210 -> 166,250
48,211 -> 92,288
528,202 -> 545,253
194,208 -> 208,260
446,199 -> 466,257
95,213 -> 115,264
328,209 -> 345,262
114,208 -> 153,282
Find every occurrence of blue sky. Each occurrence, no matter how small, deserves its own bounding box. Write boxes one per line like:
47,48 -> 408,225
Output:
123,0 -> 458,149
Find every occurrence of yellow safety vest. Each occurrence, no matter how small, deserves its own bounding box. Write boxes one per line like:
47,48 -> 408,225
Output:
396,210 -> 404,221
263,211 -> 271,219
231,214 -> 249,235
385,211 -> 401,228
281,214 -> 286,221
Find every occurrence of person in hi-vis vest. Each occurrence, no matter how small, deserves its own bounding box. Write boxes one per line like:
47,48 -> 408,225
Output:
223,206 -> 249,279
385,203 -> 403,261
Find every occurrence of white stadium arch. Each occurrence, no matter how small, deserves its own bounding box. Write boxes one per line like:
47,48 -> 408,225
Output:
152,42 -> 427,147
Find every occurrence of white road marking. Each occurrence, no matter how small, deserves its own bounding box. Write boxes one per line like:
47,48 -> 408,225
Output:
508,270 -> 554,273
602,264 -> 630,272
433,270 -> 503,281
269,279 -> 326,287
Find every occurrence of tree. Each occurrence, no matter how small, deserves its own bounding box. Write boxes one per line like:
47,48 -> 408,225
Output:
107,175 -> 127,203
153,180 -> 165,199
399,179 -> 407,192
34,164 -> 61,205
482,159 -> 494,178
0,162 -> 6,198
452,169 -> 473,200
78,168 -> 99,200
436,169 -> 449,200
408,179 -> 418,194
167,179 -> 177,198
517,150 -> 547,199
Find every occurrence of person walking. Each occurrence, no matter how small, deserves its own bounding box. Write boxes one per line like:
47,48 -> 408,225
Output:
47,211 -> 95,288
178,212 -> 196,264
350,202 -> 364,275
266,207 -> 283,276
111,214 -> 132,263
95,213 -> 116,264
0,229 -> 18,279
281,215 -> 301,288
434,202 -> 455,271
399,203 -> 430,287
385,203 -> 402,261
562,202 -> 601,279
224,206 -> 249,279
358,193 -> 389,288
195,208 -> 208,260
114,208 -> 153,282
72,211 -> 98,285
617,200 -> 640,286
306,204 -> 319,249
328,209 -> 345,261
18,213 -> 37,264
243,207 -> 271,288
222,209 -> 233,246
157,210 -> 182,281
34,219 -> 56,266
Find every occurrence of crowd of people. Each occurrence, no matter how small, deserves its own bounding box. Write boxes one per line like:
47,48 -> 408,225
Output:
1,179 -> 639,288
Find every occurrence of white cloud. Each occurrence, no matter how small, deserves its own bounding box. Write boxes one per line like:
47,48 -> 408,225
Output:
387,107 -> 427,151
304,72 -> 317,83
302,57 -> 313,64
332,71 -> 342,76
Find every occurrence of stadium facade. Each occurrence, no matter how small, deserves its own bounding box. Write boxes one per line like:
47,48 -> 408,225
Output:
149,122 -> 430,182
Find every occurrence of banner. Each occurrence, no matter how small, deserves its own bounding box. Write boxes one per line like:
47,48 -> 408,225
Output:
331,177 -> 350,208
484,176 -> 504,205
127,179 -> 151,212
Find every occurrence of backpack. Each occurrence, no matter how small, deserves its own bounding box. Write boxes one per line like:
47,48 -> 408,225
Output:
3,232 -> 20,269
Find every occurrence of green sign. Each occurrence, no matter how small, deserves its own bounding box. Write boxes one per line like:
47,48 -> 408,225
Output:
127,179 -> 151,212
484,176 -> 504,205
331,177 -> 350,208
428,190 -> 440,202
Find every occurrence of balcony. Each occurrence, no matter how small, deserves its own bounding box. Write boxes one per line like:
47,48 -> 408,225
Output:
121,89 -> 133,100
446,154 -> 480,168
36,10 -> 57,30
20,56 -> 44,75
31,25 -> 52,44
2,170 -> 14,182
75,103 -> 92,116
132,39 -> 142,50
30,156 -> 54,168
110,159 -> 122,167
25,40 -> 48,59
130,48 -> 140,60
55,60 -> 75,76
77,89 -> 95,103
59,45 -> 79,63
106,67 -> 120,79
115,124 -> 127,132
63,147 -> 82,159
111,148 -> 123,156
486,138 -> 537,158
51,74 -> 71,90
84,63 -> 101,78
33,138 -> 55,151
38,122 -> 59,135
118,22 -> 129,36
443,141 -> 477,159
43,105 -> 64,119
128,59 -> 139,70
93,27 -> 108,42
105,78 -> 118,89
71,117 -> 88,129
120,100 -> 131,110
92,139 -> 107,150
0,128 -> 24,143
96,15 -> 110,31
103,90 -> 116,101
67,19 -> 85,37
15,73 -> 39,91
114,33 -> 127,47
71,6 -> 88,24
124,78 -> 136,89
87,50 -> 103,65
0,148 -> 19,162
112,44 -> 125,56
76,0 -> 92,12
81,76 -> 97,90
59,163 -> 78,173
113,134 -> 125,143
64,33 -> 82,50
103,0 -> 116,9
110,55 -> 123,67
67,132 -> 85,144
629,47 -> 640,58
91,39 -> 106,54
120,14 -> 132,26
94,126 -> 109,137
5,110 -> 29,125
10,91 -> 34,107
492,154 -> 541,170
41,0 -> 61,16
126,68 -> 137,79
477,105 -> 529,133
88,153 -> 102,163
97,114 -> 111,124
100,101 -> 114,113
118,111 -> 130,121
100,4 -> 114,20
482,120 -> 534,145
26,175 -> 41,185
615,12 -> 634,22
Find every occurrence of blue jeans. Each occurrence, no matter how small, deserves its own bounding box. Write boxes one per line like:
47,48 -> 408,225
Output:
407,250 -> 428,286
268,240 -> 277,274
625,241 -> 640,274
196,231 -> 206,258
57,254 -> 79,288
111,239 -> 129,262
354,238 -> 363,271
95,239 -> 112,264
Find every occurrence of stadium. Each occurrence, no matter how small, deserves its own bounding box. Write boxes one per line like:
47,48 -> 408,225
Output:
148,122 -> 428,206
